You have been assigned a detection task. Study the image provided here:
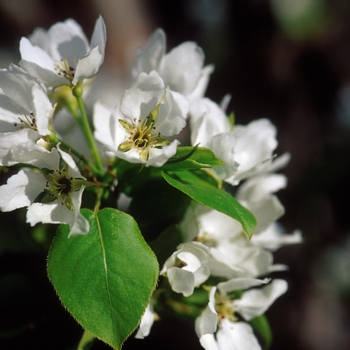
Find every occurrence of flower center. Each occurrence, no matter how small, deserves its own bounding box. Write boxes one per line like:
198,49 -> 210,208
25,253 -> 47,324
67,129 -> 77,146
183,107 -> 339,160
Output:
43,166 -> 75,210
214,293 -> 238,322
55,58 -> 75,81
14,112 -> 37,131
195,231 -> 217,247
118,114 -> 169,161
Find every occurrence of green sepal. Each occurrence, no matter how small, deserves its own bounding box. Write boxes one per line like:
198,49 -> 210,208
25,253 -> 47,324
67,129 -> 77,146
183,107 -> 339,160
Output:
249,314 -> 272,350
47,208 -> 159,349
162,170 -> 256,238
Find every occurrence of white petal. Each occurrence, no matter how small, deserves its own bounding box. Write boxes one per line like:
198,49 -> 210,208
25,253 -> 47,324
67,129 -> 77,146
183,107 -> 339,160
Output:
199,334 -> 219,350
226,119 -> 278,184
206,132 -> 239,181
68,187 -> 90,236
73,46 -> 103,85
90,16 -> 107,60
159,42 -> 205,96
195,287 -> 218,337
57,145 -> 84,179
132,28 -> 166,78
234,279 -> 288,321
178,251 -> 202,272
187,64 -> 214,102
237,174 -> 287,202
0,130 -> 38,166
135,303 -> 156,339
155,89 -> 188,137
216,320 -> 261,350
252,224 -> 303,251
121,71 -> 164,121
190,98 -> 230,145
217,278 -> 270,294
146,139 -> 179,167
9,142 -> 59,169
19,37 -> 55,71
26,187 -> 89,236
48,19 -> 89,62
0,170 -> 45,211
31,84 -> 52,135
19,59 -> 68,87
167,267 -> 195,297
93,101 -> 115,148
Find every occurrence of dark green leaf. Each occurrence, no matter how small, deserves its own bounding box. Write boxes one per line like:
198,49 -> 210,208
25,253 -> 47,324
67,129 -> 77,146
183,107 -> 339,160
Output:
162,171 -> 256,238
47,208 -> 159,349
161,146 -> 224,171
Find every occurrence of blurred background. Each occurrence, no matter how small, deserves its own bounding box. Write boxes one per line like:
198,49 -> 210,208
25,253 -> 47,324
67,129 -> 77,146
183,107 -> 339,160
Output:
1,0 -> 350,349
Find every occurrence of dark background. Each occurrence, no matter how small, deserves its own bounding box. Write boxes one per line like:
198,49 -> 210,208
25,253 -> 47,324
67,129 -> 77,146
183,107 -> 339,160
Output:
1,0 -> 350,349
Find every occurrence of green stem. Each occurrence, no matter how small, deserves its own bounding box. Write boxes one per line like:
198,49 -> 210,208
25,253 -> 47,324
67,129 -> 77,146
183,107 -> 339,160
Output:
73,83 -> 104,175
94,187 -> 104,213
77,329 -> 95,350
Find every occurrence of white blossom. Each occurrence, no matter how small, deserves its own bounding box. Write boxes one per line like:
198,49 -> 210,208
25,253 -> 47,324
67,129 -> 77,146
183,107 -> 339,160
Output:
19,16 -> 106,87
93,70 -> 189,167
196,279 -> 287,350
132,28 -> 213,102
160,242 -> 211,297
180,203 -> 285,279
0,145 -> 90,236
0,65 -> 53,166
190,98 -> 283,185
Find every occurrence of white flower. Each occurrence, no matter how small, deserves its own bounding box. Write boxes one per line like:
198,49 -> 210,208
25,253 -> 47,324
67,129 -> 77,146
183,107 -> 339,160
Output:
160,242 -> 211,297
190,98 -> 282,185
93,70 -> 189,167
19,16 -> 106,87
195,279 -> 287,350
180,203 -> 285,279
132,28 -> 213,102
0,145 -> 90,236
0,65 -> 53,166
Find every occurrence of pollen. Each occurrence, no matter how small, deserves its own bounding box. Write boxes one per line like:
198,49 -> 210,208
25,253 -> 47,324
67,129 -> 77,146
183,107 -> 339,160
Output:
118,114 -> 169,161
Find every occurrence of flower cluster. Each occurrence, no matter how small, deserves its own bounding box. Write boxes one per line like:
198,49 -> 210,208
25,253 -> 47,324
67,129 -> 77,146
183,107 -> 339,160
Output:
0,17 -> 301,349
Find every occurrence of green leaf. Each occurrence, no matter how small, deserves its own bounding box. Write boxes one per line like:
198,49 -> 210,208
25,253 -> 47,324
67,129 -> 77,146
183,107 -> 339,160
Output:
47,208 -> 159,349
250,314 -> 272,349
160,146 -> 224,171
162,170 -> 257,238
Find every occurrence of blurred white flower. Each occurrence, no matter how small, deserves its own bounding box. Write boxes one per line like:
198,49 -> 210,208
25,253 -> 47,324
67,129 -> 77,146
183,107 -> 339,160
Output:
19,16 -> 106,87
132,28 -> 213,102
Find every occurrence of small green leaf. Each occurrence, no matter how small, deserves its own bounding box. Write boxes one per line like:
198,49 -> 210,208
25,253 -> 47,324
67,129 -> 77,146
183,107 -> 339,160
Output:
47,208 -> 159,349
161,146 -> 224,171
250,314 -> 272,349
162,170 -> 256,238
